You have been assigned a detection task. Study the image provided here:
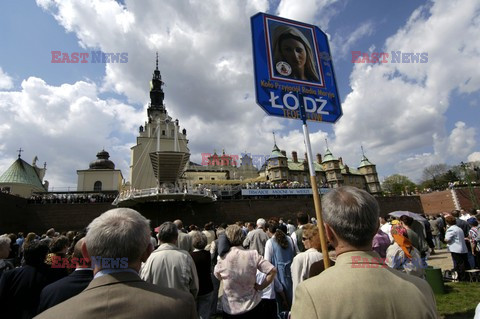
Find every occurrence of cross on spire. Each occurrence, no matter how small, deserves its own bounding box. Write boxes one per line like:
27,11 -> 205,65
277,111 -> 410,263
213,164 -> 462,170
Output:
273,131 -> 277,145
17,148 -> 23,158
361,145 -> 365,156
156,52 -> 159,70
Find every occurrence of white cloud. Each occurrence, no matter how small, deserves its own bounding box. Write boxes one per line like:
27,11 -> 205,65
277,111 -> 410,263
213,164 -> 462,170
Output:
0,67 -> 13,90
445,122 -> 476,158
332,0 -> 480,181
0,77 -> 144,187
277,0 -> 341,29
467,152 -> 480,163
331,21 -> 374,59
393,121 -> 477,182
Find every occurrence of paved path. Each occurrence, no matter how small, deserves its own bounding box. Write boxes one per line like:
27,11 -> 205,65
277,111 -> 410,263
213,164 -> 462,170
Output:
426,248 -> 453,271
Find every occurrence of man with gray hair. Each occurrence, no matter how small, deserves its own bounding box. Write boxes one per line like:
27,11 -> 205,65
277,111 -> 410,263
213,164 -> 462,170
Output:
291,186 -> 437,318
35,208 -> 197,319
141,221 -> 199,298
243,218 -> 269,256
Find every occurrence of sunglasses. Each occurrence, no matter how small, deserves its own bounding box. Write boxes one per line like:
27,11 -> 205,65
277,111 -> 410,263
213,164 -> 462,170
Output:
302,237 -> 310,241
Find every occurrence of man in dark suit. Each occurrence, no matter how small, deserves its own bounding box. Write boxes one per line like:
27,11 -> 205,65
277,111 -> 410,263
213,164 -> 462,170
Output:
0,240 -> 54,319
35,208 -> 197,319
37,238 -> 93,313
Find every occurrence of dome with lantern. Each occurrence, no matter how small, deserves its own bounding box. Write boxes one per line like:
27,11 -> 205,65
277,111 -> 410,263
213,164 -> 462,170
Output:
89,150 -> 115,170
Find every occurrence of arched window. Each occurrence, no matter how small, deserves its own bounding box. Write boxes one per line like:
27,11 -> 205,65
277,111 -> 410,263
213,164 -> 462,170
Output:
94,181 -> 102,191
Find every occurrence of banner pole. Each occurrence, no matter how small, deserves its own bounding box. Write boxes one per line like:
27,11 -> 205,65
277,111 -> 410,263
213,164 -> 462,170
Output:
299,99 -> 330,269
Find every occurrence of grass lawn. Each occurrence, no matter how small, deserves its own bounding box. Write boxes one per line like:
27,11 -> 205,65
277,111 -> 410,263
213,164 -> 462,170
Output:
436,282 -> 480,318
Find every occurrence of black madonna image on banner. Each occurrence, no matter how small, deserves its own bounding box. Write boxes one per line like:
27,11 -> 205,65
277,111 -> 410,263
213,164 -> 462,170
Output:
268,20 -> 323,86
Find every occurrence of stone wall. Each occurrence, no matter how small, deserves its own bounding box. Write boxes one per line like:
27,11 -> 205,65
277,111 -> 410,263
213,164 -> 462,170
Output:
1,194 -> 423,233
0,193 -> 29,234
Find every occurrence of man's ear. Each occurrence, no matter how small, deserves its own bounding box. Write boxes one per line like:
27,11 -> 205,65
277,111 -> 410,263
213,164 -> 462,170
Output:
81,241 -> 91,263
140,243 -> 154,263
324,223 -> 336,244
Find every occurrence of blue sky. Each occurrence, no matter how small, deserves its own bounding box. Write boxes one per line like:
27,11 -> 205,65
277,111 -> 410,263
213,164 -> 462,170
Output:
0,0 -> 479,189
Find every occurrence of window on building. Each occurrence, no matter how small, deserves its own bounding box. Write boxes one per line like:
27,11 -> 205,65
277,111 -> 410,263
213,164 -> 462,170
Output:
94,181 -> 102,191
211,177 -> 215,180
162,130 -> 166,136
171,129 -> 174,136
275,171 -> 280,178
199,177 -> 204,180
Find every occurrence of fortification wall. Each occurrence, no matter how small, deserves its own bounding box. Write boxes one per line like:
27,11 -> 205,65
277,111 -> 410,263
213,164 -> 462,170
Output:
1,194 -> 423,233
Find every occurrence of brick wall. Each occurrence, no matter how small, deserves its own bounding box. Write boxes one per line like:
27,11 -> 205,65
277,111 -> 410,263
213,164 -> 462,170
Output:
1,194 -> 423,233
24,203 -> 112,233
419,187 -> 480,214
454,188 -> 480,211
420,190 -> 456,214
0,193 -> 29,234
377,196 -> 424,217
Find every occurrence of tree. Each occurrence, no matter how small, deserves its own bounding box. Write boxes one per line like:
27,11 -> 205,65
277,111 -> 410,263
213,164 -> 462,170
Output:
382,174 -> 417,196
422,164 -> 449,190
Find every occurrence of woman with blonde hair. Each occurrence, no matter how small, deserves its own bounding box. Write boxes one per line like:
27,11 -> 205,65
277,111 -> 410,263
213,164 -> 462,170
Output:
272,25 -> 320,82
290,224 -> 323,297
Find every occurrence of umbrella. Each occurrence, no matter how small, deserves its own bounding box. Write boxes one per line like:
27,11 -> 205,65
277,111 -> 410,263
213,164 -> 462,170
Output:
389,211 -> 426,222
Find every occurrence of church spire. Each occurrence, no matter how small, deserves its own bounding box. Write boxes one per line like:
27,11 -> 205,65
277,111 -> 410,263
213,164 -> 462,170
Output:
148,52 -> 166,120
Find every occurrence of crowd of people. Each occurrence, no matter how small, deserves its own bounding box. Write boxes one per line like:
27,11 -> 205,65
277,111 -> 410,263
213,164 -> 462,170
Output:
1,186 -> 479,318
28,193 -> 117,204
242,181 -> 314,189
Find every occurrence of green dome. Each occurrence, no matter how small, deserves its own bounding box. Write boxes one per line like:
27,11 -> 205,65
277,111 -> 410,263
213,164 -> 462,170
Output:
270,144 -> 286,159
322,148 -> 336,163
358,155 -> 374,168
0,158 -> 46,190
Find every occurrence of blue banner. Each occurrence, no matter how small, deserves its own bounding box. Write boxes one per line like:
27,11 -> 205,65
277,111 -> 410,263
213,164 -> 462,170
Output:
241,188 -> 331,196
